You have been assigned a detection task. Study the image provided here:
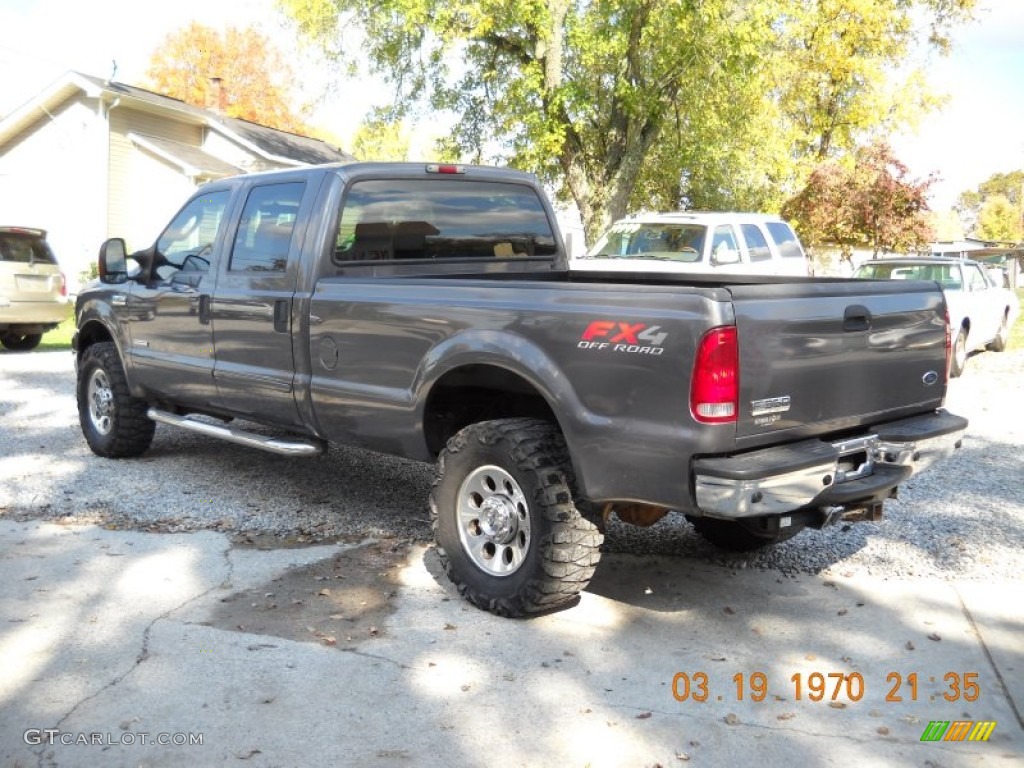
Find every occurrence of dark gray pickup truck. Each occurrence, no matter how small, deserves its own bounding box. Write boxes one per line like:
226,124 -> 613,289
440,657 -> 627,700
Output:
74,162 -> 966,616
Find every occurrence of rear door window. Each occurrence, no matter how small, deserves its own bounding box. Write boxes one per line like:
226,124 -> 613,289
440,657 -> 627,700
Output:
740,224 -> 771,262
765,222 -> 805,259
333,179 -> 556,263
229,182 -> 305,273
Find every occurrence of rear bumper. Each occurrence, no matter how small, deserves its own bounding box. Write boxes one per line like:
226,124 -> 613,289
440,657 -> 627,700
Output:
0,298 -> 71,328
693,410 -> 967,519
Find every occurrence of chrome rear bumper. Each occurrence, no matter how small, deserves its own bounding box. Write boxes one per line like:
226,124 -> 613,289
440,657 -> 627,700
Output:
693,410 -> 967,519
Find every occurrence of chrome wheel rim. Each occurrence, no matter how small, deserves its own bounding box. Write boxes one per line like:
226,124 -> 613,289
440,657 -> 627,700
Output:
457,465 -> 531,577
87,368 -> 115,436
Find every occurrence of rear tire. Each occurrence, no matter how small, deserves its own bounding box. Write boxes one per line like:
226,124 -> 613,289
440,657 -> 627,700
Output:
77,342 -> 155,457
949,327 -> 968,378
988,311 -> 1009,353
687,515 -> 804,552
1,332 -> 43,351
431,418 -> 603,617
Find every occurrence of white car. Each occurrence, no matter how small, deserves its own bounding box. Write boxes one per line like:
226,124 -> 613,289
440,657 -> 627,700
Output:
852,257 -> 1019,377
572,212 -> 811,277
0,227 -> 70,351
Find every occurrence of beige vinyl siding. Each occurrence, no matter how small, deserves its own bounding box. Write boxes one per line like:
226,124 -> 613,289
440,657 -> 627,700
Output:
107,107 -> 203,243
0,94 -> 107,287
124,148 -> 196,251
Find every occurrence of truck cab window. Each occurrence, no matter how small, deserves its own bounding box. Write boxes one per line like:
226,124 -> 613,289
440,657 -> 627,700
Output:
333,179 -> 557,264
741,224 -> 771,262
155,191 -> 230,278
230,182 -> 305,273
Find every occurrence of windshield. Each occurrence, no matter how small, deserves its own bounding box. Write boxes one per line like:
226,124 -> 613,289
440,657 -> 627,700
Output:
854,262 -> 963,290
586,222 -> 707,262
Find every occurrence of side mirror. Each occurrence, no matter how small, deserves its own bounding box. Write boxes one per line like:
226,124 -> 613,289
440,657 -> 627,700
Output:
711,243 -> 740,265
98,238 -> 128,284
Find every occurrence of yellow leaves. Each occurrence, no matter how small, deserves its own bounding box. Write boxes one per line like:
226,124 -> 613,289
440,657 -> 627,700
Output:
144,23 -> 309,134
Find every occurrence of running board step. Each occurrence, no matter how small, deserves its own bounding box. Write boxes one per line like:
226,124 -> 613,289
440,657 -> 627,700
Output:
147,408 -> 324,457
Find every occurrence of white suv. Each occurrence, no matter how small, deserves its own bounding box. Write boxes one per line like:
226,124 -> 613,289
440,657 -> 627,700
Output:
0,227 -> 70,351
572,212 -> 810,277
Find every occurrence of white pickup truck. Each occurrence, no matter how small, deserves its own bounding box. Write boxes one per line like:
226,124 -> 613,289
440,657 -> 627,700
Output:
571,212 -> 811,277
853,256 -> 1020,376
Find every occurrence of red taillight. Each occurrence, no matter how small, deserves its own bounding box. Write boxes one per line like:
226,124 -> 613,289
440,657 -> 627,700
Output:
690,326 -> 738,424
59,272 -> 67,297
426,163 -> 465,175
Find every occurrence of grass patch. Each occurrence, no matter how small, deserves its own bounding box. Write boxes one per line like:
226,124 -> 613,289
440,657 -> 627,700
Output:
37,317 -> 76,351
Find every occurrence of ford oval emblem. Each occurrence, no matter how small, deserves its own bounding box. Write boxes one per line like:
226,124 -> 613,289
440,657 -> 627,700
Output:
922,370 -> 939,386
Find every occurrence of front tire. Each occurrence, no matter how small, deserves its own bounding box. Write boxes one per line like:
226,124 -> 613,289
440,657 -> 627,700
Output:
950,327 -> 968,378
77,342 -> 155,457
1,332 -> 43,351
431,418 -> 603,617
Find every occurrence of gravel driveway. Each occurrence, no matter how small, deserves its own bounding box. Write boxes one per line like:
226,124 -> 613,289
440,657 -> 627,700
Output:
2,347 -> 1022,581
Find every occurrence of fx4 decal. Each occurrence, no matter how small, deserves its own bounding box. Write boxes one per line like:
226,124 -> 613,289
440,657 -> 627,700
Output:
578,320 -> 667,355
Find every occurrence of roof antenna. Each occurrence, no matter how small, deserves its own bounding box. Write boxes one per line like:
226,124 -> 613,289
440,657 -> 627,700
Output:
108,60 -> 118,84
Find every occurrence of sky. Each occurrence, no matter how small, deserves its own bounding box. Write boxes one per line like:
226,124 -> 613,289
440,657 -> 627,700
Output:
1,0 -> 1022,212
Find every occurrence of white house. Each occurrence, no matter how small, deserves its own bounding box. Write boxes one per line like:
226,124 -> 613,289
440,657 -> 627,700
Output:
0,71 -> 353,288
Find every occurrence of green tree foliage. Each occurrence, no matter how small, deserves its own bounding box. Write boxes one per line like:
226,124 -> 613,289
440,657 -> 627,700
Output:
146,23 -> 309,134
281,0 -> 974,244
350,119 -> 412,161
772,0 -> 971,162
976,194 -> 1023,243
782,141 -> 934,256
956,170 -> 1024,239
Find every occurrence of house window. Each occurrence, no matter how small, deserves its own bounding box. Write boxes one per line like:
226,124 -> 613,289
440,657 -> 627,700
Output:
229,182 -> 305,272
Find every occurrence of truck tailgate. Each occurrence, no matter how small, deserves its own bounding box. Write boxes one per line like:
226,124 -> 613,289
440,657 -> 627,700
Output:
729,280 -> 947,445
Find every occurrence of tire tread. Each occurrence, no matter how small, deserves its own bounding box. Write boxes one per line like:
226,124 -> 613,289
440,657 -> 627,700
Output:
77,342 -> 155,458
430,418 -> 602,617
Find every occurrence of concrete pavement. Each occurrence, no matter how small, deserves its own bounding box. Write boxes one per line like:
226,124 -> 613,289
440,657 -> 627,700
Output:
1,518 -> 1020,767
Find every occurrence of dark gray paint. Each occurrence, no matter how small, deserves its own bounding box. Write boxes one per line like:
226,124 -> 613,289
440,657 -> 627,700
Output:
75,162 -> 957,514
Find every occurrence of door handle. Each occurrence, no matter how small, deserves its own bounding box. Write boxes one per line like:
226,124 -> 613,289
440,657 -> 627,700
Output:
198,294 -> 211,326
273,299 -> 290,333
843,304 -> 871,332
